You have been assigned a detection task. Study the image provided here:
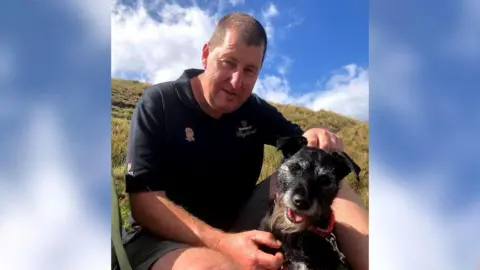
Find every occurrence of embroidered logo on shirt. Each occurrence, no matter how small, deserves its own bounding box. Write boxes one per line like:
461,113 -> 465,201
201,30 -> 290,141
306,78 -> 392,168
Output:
126,162 -> 133,176
236,120 -> 257,138
185,127 -> 195,142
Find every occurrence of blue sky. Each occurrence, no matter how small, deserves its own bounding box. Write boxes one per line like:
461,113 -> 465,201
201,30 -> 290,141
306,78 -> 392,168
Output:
370,0 -> 480,206
112,0 -> 370,120
0,0 -> 479,269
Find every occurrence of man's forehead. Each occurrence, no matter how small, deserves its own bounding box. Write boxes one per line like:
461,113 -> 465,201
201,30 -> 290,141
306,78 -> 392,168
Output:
217,31 -> 264,58
220,42 -> 263,57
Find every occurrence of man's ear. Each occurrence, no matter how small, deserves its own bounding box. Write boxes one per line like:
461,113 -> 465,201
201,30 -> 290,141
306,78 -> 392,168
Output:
276,136 -> 308,158
201,43 -> 209,69
331,151 -> 361,182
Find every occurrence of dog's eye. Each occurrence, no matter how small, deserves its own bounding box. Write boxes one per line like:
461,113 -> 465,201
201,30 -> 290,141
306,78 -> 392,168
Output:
289,163 -> 302,172
316,175 -> 331,184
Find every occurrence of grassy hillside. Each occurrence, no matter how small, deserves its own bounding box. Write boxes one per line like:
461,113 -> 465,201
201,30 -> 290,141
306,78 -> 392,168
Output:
111,78 -> 369,229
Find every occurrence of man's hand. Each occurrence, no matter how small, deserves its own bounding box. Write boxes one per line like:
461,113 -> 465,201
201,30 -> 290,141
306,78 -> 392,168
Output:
215,230 -> 284,270
303,127 -> 344,152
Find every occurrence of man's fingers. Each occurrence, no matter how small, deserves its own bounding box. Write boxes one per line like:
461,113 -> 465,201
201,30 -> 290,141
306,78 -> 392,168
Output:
318,131 -> 331,151
255,250 -> 284,270
306,134 -> 318,148
329,134 -> 345,152
251,231 -> 282,248
304,128 -> 344,152
330,135 -> 339,151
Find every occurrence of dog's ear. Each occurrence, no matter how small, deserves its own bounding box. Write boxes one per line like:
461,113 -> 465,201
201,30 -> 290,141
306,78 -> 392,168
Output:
331,151 -> 361,182
276,136 -> 308,158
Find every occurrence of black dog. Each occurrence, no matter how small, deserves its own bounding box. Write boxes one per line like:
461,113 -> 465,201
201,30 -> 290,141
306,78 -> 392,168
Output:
258,135 -> 361,270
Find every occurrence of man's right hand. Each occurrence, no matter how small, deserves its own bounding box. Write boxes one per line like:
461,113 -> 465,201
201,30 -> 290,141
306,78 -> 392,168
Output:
214,230 -> 284,270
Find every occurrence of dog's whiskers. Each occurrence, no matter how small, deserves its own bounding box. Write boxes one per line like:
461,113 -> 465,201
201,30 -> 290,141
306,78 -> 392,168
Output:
268,199 -> 306,234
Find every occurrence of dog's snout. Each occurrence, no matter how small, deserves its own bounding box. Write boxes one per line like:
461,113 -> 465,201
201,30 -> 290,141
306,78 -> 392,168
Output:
292,192 -> 309,210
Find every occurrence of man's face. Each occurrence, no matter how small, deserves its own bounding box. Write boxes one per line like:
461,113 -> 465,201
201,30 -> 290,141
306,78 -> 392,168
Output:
201,29 -> 264,114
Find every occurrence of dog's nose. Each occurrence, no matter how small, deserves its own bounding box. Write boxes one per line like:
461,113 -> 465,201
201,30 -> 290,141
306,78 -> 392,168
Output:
292,193 -> 308,209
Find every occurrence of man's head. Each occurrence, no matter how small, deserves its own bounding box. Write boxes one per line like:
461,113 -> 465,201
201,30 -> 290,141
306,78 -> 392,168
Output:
198,12 -> 267,117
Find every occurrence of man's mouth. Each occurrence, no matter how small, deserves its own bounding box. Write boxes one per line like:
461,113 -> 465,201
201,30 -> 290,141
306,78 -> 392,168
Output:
287,208 -> 307,223
222,88 -> 236,96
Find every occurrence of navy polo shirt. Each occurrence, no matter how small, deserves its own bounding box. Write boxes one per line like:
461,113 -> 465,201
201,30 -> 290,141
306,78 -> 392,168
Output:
125,68 -> 304,230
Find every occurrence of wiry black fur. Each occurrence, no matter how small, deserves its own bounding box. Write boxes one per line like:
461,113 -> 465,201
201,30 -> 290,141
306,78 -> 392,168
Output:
258,136 -> 361,270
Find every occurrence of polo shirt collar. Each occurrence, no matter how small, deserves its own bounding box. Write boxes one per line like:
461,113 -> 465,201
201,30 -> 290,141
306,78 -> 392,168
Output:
175,68 -> 205,112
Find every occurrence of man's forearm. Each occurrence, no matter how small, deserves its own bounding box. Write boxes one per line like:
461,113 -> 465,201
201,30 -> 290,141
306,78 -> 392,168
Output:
129,191 -> 225,249
332,182 -> 369,270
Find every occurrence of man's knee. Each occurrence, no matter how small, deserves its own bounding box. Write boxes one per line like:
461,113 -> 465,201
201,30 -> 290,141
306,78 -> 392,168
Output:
151,247 -> 240,270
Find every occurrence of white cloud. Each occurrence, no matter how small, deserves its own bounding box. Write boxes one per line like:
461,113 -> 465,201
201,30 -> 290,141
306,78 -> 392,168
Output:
301,65 -> 369,120
254,74 -> 292,104
254,64 -> 369,121
286,15 -> 304,29
0,105 -> 110,269
112,2 -> 216,83
63,0 -> 111,47
262,2 -> 278,19
261,3 -> 279,41
277,55 -> 292,75
370,162 -> 480,270
275,10 -> 304,40
228,0 -> 245,7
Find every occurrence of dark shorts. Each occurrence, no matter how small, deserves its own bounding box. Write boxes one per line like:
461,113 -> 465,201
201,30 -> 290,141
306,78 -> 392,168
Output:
123,175 -> 276,270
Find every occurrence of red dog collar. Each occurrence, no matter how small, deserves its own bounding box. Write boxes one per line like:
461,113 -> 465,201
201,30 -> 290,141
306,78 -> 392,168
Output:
309,211 -> 335,238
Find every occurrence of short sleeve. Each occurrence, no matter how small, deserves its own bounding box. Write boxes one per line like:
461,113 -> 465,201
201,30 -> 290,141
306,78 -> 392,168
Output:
251,94 -> 304,146
124,90 -> 168,193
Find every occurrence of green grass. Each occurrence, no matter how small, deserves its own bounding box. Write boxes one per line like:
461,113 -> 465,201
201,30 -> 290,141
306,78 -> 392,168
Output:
111,78 -> 369,229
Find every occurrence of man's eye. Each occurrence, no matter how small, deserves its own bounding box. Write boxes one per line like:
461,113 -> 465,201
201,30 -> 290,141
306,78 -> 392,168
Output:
223,60 -> 234,66
245,68 -> 256,75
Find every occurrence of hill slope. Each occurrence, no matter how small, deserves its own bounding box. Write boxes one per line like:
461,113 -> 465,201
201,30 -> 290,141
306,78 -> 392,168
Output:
111,78 -> 369,228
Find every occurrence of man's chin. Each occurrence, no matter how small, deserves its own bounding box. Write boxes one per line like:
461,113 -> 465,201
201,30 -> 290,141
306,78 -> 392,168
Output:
213,101 -> 242,114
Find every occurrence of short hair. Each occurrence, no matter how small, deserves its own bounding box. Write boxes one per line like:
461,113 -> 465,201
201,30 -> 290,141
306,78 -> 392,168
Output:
208,12 -> 268,63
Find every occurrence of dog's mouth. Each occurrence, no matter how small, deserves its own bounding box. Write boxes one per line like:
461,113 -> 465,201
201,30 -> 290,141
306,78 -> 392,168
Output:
286,208 -> 308,223
275,192 -> 314,224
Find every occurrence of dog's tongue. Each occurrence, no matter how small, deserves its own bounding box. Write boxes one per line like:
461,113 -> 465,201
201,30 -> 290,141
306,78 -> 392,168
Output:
288,208 -> 305,223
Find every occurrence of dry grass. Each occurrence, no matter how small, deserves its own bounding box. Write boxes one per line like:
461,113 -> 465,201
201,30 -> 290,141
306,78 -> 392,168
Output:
111,78 -> 369,228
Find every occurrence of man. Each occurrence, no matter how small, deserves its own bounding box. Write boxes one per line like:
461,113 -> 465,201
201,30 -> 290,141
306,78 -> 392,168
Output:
123,12 -> 368,270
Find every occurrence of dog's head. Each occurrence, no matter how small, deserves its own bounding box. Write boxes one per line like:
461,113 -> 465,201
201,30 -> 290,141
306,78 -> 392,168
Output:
270,135 -> 361,233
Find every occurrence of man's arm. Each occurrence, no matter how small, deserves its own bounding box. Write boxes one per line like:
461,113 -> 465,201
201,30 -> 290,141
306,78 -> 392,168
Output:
332,181 -> 369,270
129,191 -> 225,250
125,89 -> 225,249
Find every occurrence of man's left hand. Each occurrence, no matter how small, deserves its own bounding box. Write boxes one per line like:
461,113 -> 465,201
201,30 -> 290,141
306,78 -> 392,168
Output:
303,127 -> 344,152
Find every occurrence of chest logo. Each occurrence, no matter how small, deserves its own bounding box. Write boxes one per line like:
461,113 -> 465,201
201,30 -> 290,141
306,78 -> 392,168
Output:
185,127 -> 195,142
236,120 -> 257,138
126,162 -> 133,176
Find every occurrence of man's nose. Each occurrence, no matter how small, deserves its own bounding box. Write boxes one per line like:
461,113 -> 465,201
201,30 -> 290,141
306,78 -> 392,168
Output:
230,70 -> 244,90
